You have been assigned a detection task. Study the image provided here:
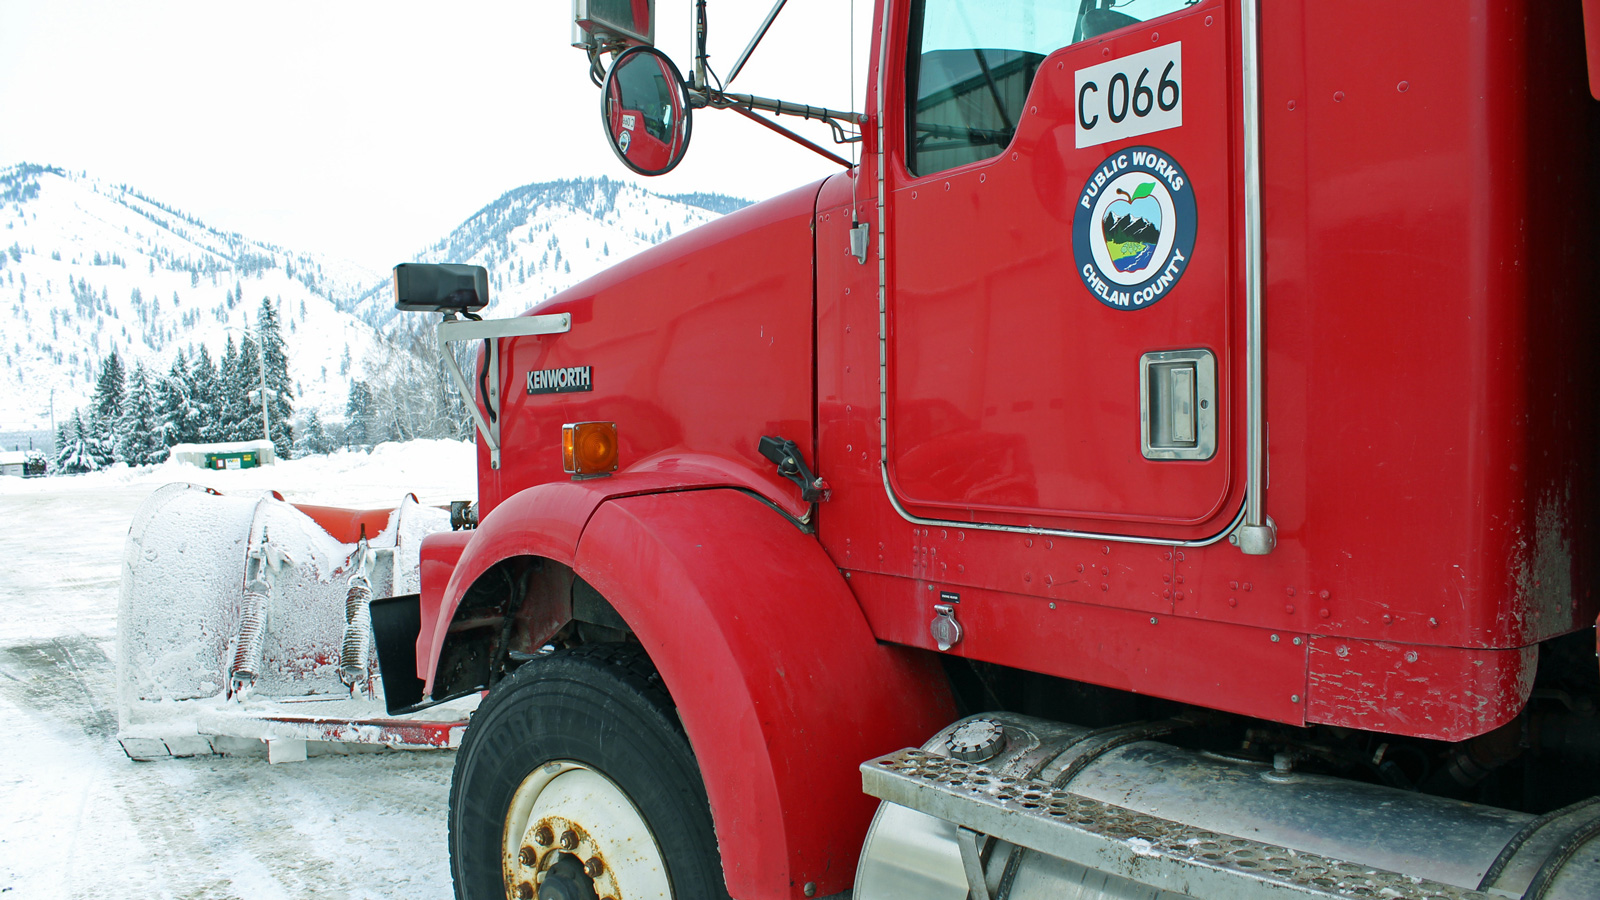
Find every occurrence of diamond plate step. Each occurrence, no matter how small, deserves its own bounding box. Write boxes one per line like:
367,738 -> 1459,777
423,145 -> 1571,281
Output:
861,748 -> 1497,900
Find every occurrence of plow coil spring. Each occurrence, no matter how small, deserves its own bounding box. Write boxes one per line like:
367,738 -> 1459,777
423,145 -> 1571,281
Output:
231,587 -> 270,691
340,581 -> 373,688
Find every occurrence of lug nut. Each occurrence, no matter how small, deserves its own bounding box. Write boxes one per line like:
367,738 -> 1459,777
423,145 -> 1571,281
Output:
585,856 -> 605,878
516,883 -> 534,899
533,825 -> 554,847
560,829 -> 579,851
518,846 -> 536,866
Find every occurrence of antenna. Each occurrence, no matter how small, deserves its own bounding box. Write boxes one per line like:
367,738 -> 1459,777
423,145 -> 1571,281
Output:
726,0 -> 788,86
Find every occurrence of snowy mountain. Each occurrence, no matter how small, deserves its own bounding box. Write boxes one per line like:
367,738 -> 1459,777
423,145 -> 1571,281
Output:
0,164 -> 749,438
348,178 -> 748,334
0,164 -> 389,431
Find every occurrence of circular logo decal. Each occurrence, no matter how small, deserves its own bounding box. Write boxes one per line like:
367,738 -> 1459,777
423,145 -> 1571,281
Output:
1072,146 -> 1196,311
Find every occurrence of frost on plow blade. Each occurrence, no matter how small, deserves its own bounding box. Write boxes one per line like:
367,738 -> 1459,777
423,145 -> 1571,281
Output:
114,483 -> 476,762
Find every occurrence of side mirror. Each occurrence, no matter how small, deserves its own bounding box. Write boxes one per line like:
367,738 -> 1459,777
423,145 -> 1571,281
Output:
601,46 -> 692,176
392,263 -> 490,314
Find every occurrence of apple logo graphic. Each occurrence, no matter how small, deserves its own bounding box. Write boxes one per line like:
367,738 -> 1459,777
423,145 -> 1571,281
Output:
1100,182 -> 1162,273
1072,147 -> 1196,311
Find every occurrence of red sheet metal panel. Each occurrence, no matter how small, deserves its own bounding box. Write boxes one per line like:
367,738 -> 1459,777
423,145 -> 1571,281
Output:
851,570 -> 1309,726
419,472 -> 735,695
1305,638 -> 1536,741
575,489 -> 954,900
1586,0 -> 1600,99
885,0 -> 1242,537
817,0 -> 1600,743
292,503 -> 401,545
479,180 -> 824,523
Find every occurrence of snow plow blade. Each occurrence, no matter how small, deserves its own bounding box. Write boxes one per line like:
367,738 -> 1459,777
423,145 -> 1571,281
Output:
115,482 -> 474,761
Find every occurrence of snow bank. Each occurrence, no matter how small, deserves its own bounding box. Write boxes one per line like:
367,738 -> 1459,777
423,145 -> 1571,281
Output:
0,439 -> 477,507
0,438 -> 479,898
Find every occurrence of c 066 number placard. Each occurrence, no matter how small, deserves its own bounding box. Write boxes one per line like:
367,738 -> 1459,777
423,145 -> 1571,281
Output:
1075,43 -> 1182,149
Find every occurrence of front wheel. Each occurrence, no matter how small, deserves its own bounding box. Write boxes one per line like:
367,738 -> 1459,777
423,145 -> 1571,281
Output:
448,644 -> 729,900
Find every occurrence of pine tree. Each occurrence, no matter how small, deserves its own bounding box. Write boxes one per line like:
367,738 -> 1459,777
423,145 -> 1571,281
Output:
295,408 -> 334,457
217,337 -> 243,441
119,363 -> 165,465
345,380 -> 374,450
191,344 -> 224,443
90,350 -> 126,463
257,298 -> 294,458
52,417 -> 74,472
159,351 -> 200,446
54,411 -> 99,474
234,335 -> 265,442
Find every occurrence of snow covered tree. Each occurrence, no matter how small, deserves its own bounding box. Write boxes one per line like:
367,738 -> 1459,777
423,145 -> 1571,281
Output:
294,408 -> 335,457
53,411 -> 101,474
217,337 -> 245,441
52,417 -> 73,471
233,335 -> 266,442
118,363 -> 165,465
89,350 -> 125,461
159,352 -> 200,446
257,298 -> 294,458
345,380 -> 374,450
191,344 -> 224,443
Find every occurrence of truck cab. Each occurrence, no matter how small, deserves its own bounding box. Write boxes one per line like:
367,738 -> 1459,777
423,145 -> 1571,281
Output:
391,2 -> 1600,898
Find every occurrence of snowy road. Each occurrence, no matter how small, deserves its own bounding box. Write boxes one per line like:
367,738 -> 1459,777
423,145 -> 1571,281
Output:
0,442 -> 477,899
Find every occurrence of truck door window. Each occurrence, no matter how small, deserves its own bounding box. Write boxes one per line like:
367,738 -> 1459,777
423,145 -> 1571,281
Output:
907,0 -> 1198,176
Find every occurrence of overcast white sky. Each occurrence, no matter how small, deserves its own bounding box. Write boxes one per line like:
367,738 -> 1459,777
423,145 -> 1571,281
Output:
0,0 -> 874,271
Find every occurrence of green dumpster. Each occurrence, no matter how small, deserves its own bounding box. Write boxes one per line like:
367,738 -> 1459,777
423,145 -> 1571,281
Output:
205,451 -> 261,470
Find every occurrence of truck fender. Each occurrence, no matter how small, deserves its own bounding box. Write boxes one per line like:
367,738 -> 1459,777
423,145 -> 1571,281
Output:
418,473 -> 712,695
573,488 -> 955,900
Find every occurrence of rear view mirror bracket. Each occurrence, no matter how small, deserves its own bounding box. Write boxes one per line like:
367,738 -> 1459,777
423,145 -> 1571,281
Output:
393,262 -> 572,470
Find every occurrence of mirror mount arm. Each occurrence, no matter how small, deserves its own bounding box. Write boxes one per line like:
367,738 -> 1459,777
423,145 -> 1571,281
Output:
703,89 -> 865,128
693,0 -> 710,91
436,312 -> 573,471
724,105 -> 855,168
694,88 -> 865,167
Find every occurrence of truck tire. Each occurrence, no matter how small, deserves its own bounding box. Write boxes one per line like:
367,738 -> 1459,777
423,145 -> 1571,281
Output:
448,643 -> 730,900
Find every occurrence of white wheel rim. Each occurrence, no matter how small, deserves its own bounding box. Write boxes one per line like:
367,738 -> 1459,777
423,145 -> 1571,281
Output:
503,760 -> 673,900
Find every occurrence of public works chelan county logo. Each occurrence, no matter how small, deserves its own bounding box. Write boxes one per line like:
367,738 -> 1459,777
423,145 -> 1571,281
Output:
1072,146 -> 1197,311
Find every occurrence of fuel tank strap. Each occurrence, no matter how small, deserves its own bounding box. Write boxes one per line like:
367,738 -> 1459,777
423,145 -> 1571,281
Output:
1524,817 -> 1600,900
1477,794 -> 1600,897
1033,718 -> 1189,789
862,747 -> 1499,900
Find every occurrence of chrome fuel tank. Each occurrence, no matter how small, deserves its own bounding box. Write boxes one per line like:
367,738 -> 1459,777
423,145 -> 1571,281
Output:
856,714 -> 1600,900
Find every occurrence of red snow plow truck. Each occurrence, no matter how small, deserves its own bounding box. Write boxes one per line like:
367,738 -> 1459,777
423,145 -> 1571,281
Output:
119,0 -> 1600,898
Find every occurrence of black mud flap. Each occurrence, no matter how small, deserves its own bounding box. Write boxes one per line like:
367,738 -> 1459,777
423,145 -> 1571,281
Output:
371,593 -> 429,715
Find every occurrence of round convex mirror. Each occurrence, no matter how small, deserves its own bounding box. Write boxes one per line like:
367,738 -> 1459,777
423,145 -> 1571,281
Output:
601,46 -> 692,176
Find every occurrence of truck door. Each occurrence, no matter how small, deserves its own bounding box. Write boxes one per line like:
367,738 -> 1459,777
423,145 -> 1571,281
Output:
884,0 -> 1242,541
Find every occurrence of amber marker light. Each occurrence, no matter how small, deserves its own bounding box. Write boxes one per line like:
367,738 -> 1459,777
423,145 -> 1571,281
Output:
562,422 -> 619,476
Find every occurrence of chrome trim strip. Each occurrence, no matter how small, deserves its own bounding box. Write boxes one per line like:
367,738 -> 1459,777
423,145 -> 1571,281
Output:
882,463 -> 1247,548
436,313 -> 571,343
872,7 -> 1250,550
1238,0 -> 1273,552
876,0 -> 891,463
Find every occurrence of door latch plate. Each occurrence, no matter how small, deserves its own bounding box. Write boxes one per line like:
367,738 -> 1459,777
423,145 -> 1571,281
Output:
1140,349 -> 1217,461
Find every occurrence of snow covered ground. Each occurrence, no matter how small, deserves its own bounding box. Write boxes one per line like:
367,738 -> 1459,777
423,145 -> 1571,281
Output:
0,440 -> 477,899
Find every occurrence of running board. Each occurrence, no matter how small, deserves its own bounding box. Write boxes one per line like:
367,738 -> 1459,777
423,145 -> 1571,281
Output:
861,747 -> 1496,900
